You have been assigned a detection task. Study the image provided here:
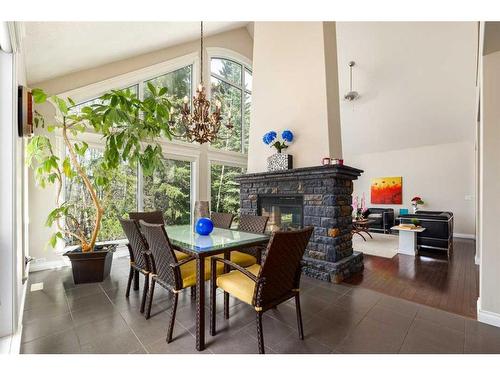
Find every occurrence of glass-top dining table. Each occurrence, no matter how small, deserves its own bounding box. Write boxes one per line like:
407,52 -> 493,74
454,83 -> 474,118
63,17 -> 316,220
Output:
165,224 -> 270,351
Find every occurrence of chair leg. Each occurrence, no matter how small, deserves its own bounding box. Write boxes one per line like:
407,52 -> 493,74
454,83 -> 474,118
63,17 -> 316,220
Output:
224,292 -> 229,319
140,273 -> 149,314
210,273 -> 217,336
145,278 -> 156,320
125,266 -> 134,298
256,311 -> 265,354
166,292 -> 179,343
294,294 -> 304,340
133,269 -> 140,291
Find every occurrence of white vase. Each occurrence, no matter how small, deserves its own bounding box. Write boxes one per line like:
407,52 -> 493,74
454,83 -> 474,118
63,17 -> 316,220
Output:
412,203 -> 418,214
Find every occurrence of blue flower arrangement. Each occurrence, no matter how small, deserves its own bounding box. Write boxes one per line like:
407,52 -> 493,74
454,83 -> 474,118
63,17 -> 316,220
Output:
262,129 -> 294,153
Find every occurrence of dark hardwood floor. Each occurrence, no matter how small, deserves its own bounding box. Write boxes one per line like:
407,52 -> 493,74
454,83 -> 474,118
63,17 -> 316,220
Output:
343,238 -> 479,318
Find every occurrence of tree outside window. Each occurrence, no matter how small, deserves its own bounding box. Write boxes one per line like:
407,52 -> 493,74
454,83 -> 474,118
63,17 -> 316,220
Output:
143,158 -> 192,225
210,163 -> 246,225
210,58 -> 252,154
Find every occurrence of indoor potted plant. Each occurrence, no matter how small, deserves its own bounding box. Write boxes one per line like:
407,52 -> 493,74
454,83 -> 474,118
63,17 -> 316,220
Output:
27,84 -> 173,283
263,129 -> 294,171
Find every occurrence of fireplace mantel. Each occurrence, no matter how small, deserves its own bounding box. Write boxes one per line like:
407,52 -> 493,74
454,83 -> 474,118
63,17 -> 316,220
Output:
238,164 -> 364,283
237,164 -> 363,183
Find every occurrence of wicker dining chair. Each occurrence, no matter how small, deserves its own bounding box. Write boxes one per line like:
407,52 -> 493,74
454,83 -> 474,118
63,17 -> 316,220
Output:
139,221 -> 225,342
119,218 -> 151,314
129,211 -> 189,261
209,226 -> 314,354
210,212 -> 234,229
209,211 -> 257,269
238,214 -> 269,264
129,211 -> 164,225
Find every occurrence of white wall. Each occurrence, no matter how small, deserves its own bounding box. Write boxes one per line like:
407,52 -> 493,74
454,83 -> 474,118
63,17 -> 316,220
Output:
0,50 -> 15,338
336,22 -> 478,236
349,142 -> 475,236
0,30 -> 28,342
247,22 -> 342,173
478,49 -> 500,326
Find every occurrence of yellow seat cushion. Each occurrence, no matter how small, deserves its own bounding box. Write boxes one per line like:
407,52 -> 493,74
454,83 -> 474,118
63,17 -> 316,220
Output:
180,257 -> 225,289
214,251 -> 257,267
231,251 -> 257,267
174,250 -> 189,261
216,264 -> 261,305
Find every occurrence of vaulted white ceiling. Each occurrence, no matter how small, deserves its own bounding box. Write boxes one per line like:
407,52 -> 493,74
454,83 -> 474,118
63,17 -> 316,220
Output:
23,22 -> 249,84
336,22 -> 478,154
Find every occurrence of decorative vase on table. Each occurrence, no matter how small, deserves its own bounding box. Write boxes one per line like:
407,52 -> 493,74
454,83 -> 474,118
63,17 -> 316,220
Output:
411,196 -> 424,213
195,218 -> 214,236
193,200 -> 210,232
263,129 -> 294,172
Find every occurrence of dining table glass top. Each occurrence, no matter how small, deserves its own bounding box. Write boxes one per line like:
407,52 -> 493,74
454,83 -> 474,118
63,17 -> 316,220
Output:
165,224 -> 270,253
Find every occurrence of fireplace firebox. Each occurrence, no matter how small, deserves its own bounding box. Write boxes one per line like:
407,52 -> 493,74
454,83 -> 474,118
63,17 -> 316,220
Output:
258,195 -> 303,232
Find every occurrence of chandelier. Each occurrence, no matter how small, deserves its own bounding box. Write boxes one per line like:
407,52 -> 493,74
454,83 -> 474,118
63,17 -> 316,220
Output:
169,22 -> 233,144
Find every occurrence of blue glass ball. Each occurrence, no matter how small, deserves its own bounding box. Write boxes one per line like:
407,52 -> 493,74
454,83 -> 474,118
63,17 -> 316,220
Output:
195,218 -> 214,236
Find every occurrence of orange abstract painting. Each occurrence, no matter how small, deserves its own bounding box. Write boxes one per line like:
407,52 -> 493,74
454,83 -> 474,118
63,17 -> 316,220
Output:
370,176 -> 402,204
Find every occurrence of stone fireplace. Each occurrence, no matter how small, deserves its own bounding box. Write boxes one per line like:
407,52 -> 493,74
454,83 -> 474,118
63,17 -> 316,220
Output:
237,164 -> 364,283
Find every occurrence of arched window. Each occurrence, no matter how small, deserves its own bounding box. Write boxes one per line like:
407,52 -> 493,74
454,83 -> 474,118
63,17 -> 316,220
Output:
209,56 -> 252,154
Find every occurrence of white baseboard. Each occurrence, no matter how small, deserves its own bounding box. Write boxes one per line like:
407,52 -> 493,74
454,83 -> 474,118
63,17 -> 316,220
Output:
28,246 -> 129,273
29,258 -> 69,272
454,232 -> 476,240
477,298 -> 500,328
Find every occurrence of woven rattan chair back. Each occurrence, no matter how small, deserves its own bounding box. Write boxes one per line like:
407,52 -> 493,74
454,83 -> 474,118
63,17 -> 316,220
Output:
119,218 -> 149,270
239,215 -> 269,234
139,221 -> 180,290
129,211 -> 165,225
256,227 -> 313,307
210,212 -> 234,229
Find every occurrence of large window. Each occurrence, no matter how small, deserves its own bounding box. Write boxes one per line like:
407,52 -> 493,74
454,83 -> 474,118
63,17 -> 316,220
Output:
63,65 -> 194,243
210,163 -> 246,222
144,66 -> 192,136
64,147 -> 138,244
143,158 -> 192,225
210,58 -> 252,154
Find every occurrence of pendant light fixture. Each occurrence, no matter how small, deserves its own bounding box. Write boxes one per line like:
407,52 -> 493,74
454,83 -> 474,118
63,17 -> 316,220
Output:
169,21 -> 233,143
344,61 -> 359,101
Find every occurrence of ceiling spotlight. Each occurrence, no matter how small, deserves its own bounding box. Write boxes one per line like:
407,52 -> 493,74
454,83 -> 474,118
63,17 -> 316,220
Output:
344,61 -> 359,102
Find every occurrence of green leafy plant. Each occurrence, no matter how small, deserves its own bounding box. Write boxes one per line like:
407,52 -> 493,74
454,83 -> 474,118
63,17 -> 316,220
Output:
27,86 -> 174,252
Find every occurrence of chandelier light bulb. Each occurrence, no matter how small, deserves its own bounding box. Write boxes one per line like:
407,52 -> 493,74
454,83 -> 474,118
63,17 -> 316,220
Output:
183,96 -> 189,104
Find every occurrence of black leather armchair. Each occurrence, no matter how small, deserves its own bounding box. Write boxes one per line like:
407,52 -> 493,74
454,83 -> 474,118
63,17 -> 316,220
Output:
399,210 -> 454,257
363,208 -> 395,234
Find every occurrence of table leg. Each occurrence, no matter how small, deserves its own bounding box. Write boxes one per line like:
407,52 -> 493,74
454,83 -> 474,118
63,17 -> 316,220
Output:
353,231 -> 366,241
224,251 -> 230,319
398,231 -> 417,256
195,256 -> 205,351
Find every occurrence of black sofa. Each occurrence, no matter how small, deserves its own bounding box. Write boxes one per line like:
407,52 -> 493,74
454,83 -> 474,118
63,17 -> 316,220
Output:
363,208 -> 395,234
399,210 -> 454,257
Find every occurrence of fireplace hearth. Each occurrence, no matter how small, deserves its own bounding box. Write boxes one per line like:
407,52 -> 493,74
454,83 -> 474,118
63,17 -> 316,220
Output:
237,164 -> 364,283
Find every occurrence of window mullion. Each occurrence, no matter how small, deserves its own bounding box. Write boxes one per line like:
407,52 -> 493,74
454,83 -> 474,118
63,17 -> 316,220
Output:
137,82 -> 144,211
211,72 -> 243,91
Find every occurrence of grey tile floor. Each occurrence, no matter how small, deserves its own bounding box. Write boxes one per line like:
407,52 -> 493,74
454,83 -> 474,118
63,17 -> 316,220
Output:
21,256 -> 500,354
